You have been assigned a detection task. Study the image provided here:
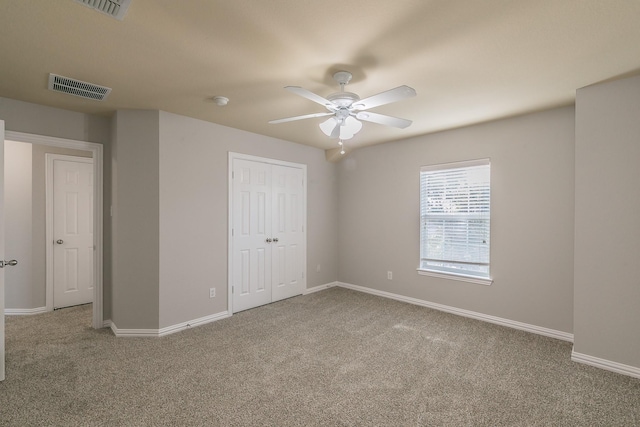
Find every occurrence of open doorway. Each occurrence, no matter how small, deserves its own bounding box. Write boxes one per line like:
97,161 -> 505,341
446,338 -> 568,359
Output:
3,131 -> 103,329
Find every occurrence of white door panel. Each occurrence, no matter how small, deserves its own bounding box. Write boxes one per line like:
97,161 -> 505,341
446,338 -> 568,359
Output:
53,159 -> 93,309
232,159 -> 273,312
271,165 -> 305,302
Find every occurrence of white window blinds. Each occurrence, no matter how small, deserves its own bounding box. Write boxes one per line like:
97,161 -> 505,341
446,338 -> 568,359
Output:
420,159 -> 491,279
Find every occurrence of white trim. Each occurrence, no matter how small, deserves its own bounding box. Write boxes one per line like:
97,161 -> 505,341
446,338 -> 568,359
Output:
337,282 -> 574,342
417,269 -> 493,286
4,307 -> 48,316
227,152 -> 307,316
420,157 -> 490,172
227,154 -> 234,316
303,282 -> 338,295
571,350 -> 640,379
158,311 -> 231,337
45,154 -> 94,313
109,311 -> 230,338
109,322 -> 156,338
5,131 -> 104,330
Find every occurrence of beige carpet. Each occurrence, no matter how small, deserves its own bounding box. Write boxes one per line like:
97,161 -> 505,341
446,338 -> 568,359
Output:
1,287 -> 639,426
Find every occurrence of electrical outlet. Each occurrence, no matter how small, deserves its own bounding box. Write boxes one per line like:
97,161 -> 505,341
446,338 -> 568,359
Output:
387,271 -> 393,280
209,288 -> 216,298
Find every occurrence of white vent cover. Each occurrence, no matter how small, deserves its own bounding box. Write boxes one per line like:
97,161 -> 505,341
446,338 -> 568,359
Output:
48,74 -> 112,101
75,0 -> 132,21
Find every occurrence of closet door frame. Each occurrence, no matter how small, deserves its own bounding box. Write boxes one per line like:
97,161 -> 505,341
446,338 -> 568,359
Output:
227,152 -> 307,315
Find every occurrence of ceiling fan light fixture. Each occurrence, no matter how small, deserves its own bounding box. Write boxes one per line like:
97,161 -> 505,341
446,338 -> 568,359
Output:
319,117 -> 338,137
344,116 -> 362,133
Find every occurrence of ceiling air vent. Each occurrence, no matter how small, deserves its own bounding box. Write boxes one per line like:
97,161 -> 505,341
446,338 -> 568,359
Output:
48,74 -> 112,101
75,0 -> 132,21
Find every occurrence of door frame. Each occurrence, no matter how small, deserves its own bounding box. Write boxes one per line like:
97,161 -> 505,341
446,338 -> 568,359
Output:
45,154 -> 94,311
227,152 -> 307,316
6,131 -> 104,329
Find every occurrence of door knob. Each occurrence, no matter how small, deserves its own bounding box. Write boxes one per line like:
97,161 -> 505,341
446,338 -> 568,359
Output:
0,260 -> 18,268
56,239 -> 64,244
273,238 -> 279,243
266,238 -> 272,243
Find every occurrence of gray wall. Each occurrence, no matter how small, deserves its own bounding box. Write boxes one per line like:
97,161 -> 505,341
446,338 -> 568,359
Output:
574,75 -> 640,368
338,106 -> 576,333
111,110 -> 160,329
157,111 -> 338,328
4,141 -> 32,309
110,110 -> 338,330
0,97 -> 111,317
0,97 -> 110,144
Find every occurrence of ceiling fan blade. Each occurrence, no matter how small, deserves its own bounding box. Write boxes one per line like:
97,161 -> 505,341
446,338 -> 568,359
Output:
285,86 -> 334,108
269,112 -> 334,124
351,85 -> 416,111
356,111 -> 413,129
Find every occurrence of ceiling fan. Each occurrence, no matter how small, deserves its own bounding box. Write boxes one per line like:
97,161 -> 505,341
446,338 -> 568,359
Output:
269,71 -> 416,141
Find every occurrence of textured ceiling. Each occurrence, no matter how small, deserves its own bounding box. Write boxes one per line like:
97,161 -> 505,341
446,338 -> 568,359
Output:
1,1 -> 640,156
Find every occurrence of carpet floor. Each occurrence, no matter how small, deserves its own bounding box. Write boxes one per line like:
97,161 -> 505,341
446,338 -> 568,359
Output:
1,287 -> 639,426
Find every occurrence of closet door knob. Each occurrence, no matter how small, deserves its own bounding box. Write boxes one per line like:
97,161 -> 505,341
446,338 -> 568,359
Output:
56,239 -> 64,244
273,238 -> 279,243
266,238 -> 272,243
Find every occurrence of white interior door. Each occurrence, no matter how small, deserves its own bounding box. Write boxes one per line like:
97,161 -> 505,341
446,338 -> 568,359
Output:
230,156 -> 306,313
52,157 -> 94,309
271,165 -> 305,302
1,119 -> 5,381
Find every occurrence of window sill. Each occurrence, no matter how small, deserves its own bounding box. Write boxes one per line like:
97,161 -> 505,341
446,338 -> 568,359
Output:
417,269 -> 493,286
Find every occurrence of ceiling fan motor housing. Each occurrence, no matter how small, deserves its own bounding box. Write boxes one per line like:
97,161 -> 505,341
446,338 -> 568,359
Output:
327,91 -> 360,108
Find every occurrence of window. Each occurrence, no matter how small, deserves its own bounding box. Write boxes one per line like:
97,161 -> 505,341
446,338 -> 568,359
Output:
419,159 -> 491,284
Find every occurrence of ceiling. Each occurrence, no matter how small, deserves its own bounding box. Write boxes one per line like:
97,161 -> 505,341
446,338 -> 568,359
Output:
1,1 -> 640,156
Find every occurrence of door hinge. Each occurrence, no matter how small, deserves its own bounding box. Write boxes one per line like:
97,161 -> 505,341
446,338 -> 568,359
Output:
232,286 -> 234,294
231,228 -> 234,236
232,171 -> 235,179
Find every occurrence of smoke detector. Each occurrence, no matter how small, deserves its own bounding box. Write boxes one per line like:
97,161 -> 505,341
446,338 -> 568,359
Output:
75,0 -> 132,21
48,74 -> 112,101
212,96 -> 229,106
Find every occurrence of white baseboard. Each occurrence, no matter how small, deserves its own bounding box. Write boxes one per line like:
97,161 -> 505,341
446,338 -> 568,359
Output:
157,311 -> 231,337
571,350 -> 640,379
303,281 -> 338,295
102,319 -> 112,329
109,311 -> 231,338
336,282 -> 574,342
4,307 -> 48,316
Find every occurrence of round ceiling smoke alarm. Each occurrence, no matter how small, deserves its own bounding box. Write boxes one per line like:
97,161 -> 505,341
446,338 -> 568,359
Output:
212,96 -> 229,106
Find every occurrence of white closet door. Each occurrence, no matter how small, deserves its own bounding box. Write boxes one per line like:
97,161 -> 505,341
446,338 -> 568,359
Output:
232,159 -> 273,312
230,156 -> 306,313
271,165 -> 305,302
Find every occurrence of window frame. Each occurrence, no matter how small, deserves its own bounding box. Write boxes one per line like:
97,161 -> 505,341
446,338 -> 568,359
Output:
417,158 -> 493,286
